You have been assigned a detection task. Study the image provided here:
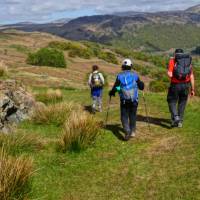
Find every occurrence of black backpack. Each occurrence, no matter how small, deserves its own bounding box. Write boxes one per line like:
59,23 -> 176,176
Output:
173,53 -> 192,80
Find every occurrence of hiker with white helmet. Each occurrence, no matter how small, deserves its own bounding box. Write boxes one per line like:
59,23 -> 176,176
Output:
109,59 -> 144,141
88,65 -> 105,113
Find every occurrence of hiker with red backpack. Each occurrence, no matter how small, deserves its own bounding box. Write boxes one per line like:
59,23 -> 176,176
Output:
88,65 -> 105,113
109,59 -> 144,141
167,49 -> 195,128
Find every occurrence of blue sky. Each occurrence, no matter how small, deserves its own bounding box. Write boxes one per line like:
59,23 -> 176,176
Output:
0,0 -> 200,24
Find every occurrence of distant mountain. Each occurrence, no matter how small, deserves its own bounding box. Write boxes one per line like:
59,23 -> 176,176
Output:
186,4 -> 200,13
51,18 -> 72,24
113,11 -> 147,17
1,4 -> 200,51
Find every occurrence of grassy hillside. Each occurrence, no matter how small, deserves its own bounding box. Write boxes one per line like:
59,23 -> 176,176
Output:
0,30 -> 167,90
113,24 -> 200,51
0,30 -> 121,89
0,30 -> 200,199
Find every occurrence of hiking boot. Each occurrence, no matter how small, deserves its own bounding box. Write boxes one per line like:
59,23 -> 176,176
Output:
130,131 -> 136,138
98,107 -> 102,112
91,106 -> 96,114
178,122 -> 183,128
124,134 -> 130,141
174,116 -> 180,123
171,116 -> 180,128
171,120 -> 177,128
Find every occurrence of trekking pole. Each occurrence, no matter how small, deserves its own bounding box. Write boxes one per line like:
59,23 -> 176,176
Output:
104,96 -> 112,127
142,91 -> 151,132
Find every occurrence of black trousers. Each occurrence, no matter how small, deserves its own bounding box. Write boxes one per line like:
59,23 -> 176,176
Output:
120,100 -> 138,135
167,83 -> 190,122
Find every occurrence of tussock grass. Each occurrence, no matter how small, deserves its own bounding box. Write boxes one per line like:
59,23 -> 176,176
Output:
35,89 -> 63,104
0,148 -> 33,200
32,102 -> 77,126
0,132 -> 43,156
58,111 -> 102,152
0,60 -> 8,77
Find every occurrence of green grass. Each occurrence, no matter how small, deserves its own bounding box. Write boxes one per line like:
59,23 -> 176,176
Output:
6,88 -> 200,199
9,44 -> 30,54
113,24 -> 200,51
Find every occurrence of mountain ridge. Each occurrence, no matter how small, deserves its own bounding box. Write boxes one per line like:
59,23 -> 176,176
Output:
1,4 -> 200,51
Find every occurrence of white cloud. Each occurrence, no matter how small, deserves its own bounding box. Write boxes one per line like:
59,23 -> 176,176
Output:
0,0 -> 200,23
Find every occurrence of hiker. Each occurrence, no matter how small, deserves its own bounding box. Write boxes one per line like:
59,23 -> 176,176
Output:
88,65 -> 105,113
109,59 -> 144,140
167,49 -> 195,128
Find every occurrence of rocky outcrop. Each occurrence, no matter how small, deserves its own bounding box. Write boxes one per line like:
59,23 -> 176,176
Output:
0,80 -> 35,133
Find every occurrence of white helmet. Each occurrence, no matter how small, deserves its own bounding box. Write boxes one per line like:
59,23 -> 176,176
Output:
122,59 -> 133,67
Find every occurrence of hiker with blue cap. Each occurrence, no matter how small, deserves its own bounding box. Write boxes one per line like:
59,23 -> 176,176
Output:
109,59 -> 144,141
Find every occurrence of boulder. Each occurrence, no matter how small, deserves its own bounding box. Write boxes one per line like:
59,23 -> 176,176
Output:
0,80 -> 36,133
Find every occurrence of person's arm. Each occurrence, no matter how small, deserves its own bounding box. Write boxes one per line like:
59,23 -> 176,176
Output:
190,73 -> 195,96
167,58 -> 174,78
137,78 -> 144,90
109,77 -> 120,96
88,73 -> 92,87
99,73 -> 105,85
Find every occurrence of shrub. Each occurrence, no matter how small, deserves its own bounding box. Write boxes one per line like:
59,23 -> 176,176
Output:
82,42 -> 101,57
49,41 -> 94,59
0,148 -> 33,200
133,65 -> 143,73
58,111 -> 102,152
32,102 -> 77,126
48,41 -> 81,51
68,48 -> 93,59
27,48 -> 66,68
140,67 -> 150,76
114,48 -> 131,57
98,52 -> 118,64
149,80 -> 168,93
48,40 -> 119,62
35,89 -> 63,104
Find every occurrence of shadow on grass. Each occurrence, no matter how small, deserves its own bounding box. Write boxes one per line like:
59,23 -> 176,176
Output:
105,124 -> 125,141
105,115 -> 171,141
137,115 -> 171,129
84,105 -> 94,114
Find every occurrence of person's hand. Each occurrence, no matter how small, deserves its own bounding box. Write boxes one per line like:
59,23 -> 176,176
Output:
191,90 -> 195,97
109,90 -> 115,97
138,81 -> 144,91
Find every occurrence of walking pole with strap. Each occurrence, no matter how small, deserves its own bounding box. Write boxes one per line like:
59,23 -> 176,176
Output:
142,91 -> 151,132
104,96 -> 112,127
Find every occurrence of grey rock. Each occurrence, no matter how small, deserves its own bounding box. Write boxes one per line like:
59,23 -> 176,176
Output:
6,113 -> 20,124
0,80 -> 36,133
